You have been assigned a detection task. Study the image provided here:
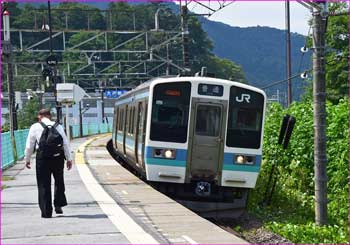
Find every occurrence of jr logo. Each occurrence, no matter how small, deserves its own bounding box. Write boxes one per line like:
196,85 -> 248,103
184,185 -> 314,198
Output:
235,94 -> 251,103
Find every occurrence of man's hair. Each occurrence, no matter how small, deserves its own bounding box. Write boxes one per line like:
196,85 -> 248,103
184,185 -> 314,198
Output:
38,109 -> 51,117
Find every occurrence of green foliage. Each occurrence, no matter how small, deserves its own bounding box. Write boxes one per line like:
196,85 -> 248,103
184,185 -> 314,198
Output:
6,2 -> 247,93
249,99 -> 348,243
17,98 -> 41,129
324,3 -> 348,103
266,222 -> 347,244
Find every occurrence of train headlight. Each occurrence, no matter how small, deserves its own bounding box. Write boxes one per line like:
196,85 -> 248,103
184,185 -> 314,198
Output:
236,155 -> 245,164
153,149 -> 176,159
164,150 -> 173,158
235,155 -> 255,165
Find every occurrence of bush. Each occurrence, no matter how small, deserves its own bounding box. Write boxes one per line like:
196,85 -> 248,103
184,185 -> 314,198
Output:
248,99 -> 348,243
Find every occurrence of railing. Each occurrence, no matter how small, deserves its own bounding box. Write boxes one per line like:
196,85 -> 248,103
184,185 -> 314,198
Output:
1,123 -> 112,170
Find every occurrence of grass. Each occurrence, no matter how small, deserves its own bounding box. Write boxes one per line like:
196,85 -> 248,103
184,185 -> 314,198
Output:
2,176 -> 15,181
248,189 -> 348,243
1,176 -> 15,190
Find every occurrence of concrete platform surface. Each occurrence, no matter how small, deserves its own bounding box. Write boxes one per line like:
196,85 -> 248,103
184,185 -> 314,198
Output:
85,135 -> 247,244
1,134 -> 247,244
1,137 -> 129,244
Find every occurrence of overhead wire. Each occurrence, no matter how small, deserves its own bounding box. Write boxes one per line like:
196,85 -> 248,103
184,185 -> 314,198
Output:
262,53 -> 348,89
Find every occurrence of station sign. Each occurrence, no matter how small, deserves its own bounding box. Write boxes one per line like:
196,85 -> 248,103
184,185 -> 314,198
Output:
104,88 -> 130,98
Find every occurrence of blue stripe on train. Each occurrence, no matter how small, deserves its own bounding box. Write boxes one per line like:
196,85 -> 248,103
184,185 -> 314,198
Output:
145,146 -> 187,167
223,153 -> 261,172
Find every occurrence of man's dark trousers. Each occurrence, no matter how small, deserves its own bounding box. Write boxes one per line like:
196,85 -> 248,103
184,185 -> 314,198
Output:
35,154 -> 67,217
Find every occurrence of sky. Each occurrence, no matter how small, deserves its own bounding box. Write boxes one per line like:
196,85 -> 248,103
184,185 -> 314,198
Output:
185,1 -> 312,35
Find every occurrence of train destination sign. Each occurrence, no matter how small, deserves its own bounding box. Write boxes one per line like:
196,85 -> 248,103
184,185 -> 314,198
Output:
198,83 -> 223,96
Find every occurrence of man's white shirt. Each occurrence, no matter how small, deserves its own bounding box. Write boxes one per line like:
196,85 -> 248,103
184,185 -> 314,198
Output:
24,117 -> 72,163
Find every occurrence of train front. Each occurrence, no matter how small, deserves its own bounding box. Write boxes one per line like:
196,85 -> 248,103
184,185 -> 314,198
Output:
144,78 -> 266,217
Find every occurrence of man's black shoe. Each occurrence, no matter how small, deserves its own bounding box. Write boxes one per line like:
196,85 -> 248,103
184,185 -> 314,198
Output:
41,214 -> 52,218
55,207 -> 63,214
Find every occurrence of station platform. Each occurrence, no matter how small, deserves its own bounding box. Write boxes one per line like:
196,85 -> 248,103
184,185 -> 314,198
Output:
1,135 -> 247,244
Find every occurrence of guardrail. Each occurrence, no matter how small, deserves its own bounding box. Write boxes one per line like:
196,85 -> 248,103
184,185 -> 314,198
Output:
1,123 -> 112,170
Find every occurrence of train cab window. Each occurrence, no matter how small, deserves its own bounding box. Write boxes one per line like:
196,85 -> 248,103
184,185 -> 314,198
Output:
195,105 -> 221,137
150,82 -> 191,143
226,86 -> 264,149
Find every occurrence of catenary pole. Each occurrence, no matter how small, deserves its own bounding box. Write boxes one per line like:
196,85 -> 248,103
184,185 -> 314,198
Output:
347,2 -> 350,242
3,8 -> 18,138
48,0 -> 61,122
285,0 -> 292,105
312,4 -> 328,226
181,0 -> 189,73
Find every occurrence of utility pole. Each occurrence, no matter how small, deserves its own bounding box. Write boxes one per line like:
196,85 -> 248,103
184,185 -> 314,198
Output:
101,88 -> 105,123
47,0 -> 61,123
79,101 -> 83,137
181,1 -> 190,73
99,80 -> 105,123
2,7 -> 18,138
285,0 -> 292,105
312,3 -> 328,226
347,3 -> 350,241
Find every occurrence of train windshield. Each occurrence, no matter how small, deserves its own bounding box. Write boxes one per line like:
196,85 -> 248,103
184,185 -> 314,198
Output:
150,82 -> 191,143
226,86 -> 264,149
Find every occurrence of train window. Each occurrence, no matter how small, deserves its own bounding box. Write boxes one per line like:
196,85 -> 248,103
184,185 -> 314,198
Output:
138,103 -> 143,132
226,86 -> 264,149
130,107 -> 135,134
128,107 -> 131,134
195,105 -> 221,137
143,103 -> 148,135
125,105 -> 129,133
198,84 -> 223,97
118,109 -> 121,131
119,109 -> 123,131
150,82 -> 191,143
114,107 -> 119,132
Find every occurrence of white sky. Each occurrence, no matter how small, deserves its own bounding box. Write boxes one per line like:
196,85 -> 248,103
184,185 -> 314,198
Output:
185,1 -> 312,35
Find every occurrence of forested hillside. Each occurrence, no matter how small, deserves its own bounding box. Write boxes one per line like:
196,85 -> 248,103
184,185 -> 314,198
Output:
201,19 -> 310,88
4,1 -> 247,93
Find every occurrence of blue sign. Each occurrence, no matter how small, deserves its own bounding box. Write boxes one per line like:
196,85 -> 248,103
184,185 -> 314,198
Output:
104,89 -> 130,98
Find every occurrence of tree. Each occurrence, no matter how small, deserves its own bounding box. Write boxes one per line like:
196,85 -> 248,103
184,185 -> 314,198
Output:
324,3 -> 348,103
17,98 -> 41,129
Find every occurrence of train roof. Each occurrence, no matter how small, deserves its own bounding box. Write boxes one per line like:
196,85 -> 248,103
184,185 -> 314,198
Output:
116,76 -> 265,102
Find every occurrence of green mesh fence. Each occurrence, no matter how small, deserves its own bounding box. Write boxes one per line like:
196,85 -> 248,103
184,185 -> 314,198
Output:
1,132 -> 15,169
1,123 -> 112,169
14,129 -> 29,160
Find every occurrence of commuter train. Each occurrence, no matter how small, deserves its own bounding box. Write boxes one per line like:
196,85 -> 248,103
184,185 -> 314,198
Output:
107,76 -> 266,217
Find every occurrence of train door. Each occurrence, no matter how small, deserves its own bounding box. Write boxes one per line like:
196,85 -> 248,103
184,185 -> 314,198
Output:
135,102 -> 142,165
123,105 -> 128,155
190,102 -> 223,179
113,107 -> 119,148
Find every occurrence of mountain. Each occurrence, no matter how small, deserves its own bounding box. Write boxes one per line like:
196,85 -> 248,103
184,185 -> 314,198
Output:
200,18 -> 311,100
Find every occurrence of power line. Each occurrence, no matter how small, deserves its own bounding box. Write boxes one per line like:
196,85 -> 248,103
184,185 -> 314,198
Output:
262,53 -> 348,90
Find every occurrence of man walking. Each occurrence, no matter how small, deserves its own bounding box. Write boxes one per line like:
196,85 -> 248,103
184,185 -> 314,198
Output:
25,109 -> 73,218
